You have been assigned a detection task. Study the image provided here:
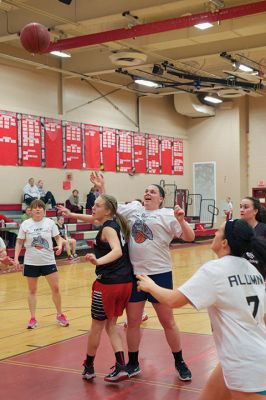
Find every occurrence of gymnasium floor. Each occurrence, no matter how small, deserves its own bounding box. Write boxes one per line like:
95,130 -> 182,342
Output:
0,243 -> 217,399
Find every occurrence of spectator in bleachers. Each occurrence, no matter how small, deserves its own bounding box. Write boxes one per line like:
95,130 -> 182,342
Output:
54,216 -> 78,261
0,213 -> 17,248
37,180 -> 57,208
21,206 -> 32,222
66,189 -> 83,214
86,187 -> 96,214
23,178 -> 40,205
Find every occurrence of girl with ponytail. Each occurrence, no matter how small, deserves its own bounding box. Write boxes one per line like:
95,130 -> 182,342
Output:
58,194 -> 133,384
137,219 -> 266,399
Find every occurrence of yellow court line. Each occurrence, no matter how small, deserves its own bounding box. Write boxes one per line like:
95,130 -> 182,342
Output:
1,360 -> 201,393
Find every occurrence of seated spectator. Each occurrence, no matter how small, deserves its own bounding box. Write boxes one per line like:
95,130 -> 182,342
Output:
86,187 -> 96,214
23,178 -> 40,205
0,213 -> 17,248
37,180 -> 57,208
21,206 -> 32,222
65,190 -> 83,214
53,216 -> 78,261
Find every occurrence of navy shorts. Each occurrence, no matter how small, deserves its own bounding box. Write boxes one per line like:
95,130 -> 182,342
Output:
129,271 -> 173,303
23,264 -> 58,277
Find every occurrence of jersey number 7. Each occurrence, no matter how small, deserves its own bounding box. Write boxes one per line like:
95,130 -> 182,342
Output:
246,295 -> 259,318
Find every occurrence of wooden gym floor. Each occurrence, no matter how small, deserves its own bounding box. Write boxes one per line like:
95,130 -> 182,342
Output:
0,242 -> 217,399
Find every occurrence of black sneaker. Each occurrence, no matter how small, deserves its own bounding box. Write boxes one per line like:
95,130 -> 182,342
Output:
175,361 -> 192,381
82,362 -> 96,381
104,363 -> 129,383
126,363 -> 141,378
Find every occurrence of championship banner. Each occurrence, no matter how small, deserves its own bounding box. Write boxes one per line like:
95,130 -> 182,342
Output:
0,110 -> 18,166
21,114 -> 41,167
161,136 -> 173,175
117,130 -> 133,173
173,138 -> 184,175
147,134 -> 160,174
65,121 -> 82,169
84,124 -> 101,170
101,127 -> 116,171
44,118 -> 63,168
133,133 -> 146,173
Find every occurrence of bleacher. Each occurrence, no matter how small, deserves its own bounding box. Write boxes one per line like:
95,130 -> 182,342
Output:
0,203 -> 99,258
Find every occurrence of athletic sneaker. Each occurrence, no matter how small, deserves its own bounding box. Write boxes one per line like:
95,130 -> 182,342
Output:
27,317 -> 38,329
82,362 -> 96,381
73,253 -> 79,259
126,363 -> 141,378
104,363 -> 129,382
175,361 -> 192,381
68,255 -> 74,261
56,313 -> 69,327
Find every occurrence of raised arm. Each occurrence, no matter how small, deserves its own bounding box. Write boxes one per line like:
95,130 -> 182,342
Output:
57,205 -> 94,223
90,172 -> 105,194
174,205 -> 195,242
136,274 -> 190,308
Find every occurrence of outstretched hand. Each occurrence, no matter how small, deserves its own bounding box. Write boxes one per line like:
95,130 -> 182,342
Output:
90,172 -> 104,192
57,205 -> 71,216
136,274 -> 156,293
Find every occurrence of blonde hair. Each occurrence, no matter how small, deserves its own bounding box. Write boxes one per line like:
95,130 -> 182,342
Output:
100,194 -> 130,242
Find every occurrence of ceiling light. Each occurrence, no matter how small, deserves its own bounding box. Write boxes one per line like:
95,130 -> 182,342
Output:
50,50 -> 71,58
238,64 -> 254,73
204,95 -> 223,104
134,79 -> 160,88
194,22 -> 213,30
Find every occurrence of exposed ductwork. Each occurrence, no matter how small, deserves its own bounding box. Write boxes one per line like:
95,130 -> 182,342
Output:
174,93 -> 215,118
46,1 -> 266,52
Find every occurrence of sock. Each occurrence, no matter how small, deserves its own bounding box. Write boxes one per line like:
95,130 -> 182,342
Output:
173,350 -> 183,364
86,354 -> 95,366
115,351 -> 125,366
128,351 -> 139,366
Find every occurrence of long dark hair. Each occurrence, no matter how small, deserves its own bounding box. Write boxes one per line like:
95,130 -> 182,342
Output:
243,196 -> 266,223
224,219 -> 266,278
100,194 -> 130,242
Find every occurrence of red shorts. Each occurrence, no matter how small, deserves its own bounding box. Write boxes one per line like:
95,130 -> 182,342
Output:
91,280 -> 132,321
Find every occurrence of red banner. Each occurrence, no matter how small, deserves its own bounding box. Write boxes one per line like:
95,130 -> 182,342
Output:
173,139 -> 184,175
44,118 -> 63,168
133,133 -> 146,173
117,130 -> 133,173
21,114 -> 41,166
161,136 -> 173,175
147,134 -> 160,174
84,124 -> 101,170
0,111 -> 18,166
101,127 -> 116,171
65,121 -> 82,169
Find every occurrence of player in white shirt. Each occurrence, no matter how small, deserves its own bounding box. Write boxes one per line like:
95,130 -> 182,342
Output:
89,172 -> 195,381
14,199 -> 69,329
137,219 -> 266,399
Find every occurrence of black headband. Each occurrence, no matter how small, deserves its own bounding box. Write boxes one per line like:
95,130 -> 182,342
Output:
152,184 -> 165,198
224,219 -> 253,256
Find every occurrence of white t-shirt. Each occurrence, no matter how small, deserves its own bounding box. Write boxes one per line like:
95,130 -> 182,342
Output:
18,218 -> 59,266
0,237 -> 6,248
118,201 -> 182,275
179,255 -> 266,392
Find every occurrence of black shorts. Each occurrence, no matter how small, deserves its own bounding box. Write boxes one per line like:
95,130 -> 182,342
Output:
23,264 -> 58,277
129,271 -> 173,303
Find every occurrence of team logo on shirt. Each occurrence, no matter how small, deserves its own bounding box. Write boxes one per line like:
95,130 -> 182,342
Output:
31,236 -> 49,250
131,219 -> 153,243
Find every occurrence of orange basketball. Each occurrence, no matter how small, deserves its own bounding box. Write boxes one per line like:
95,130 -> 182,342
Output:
20,22 -> 50,54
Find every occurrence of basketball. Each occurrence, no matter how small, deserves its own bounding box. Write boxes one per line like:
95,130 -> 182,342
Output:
20,22 -> 50,54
